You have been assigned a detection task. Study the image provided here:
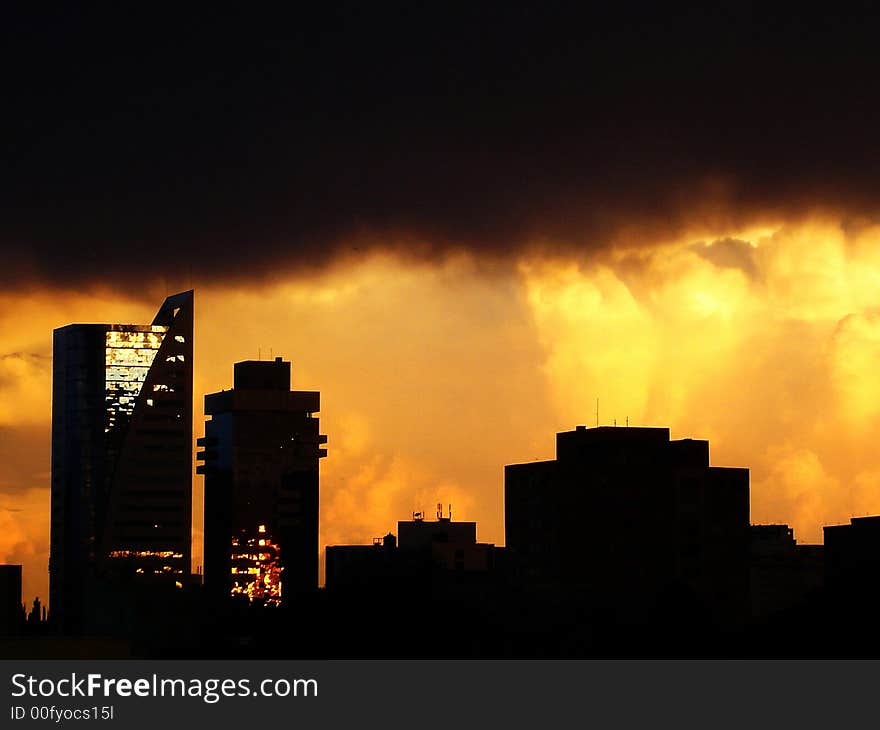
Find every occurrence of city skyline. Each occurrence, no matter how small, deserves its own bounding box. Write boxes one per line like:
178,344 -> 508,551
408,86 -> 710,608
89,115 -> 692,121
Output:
5,4 -> 880,619
1,301 -> 877,655
3,269 -> 880,608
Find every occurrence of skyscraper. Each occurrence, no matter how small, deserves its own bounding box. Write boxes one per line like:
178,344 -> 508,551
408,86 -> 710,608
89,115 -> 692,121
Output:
50,291 -> 193,634
198,358 -> 326,606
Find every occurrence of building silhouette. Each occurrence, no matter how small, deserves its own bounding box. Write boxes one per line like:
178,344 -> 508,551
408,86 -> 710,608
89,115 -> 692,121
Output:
749,524 -> 823,620
325,533 -> 402,591
49,291 -> 194,633
505,425 -> 750,629
0,565 -> 22,635
198,358 -> 326,605
325,508 -> 502,592
824,516 -> 880,590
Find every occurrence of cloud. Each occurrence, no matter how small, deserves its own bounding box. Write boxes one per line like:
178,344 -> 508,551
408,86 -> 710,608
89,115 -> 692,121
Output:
829,311 -> 880,427
7,216 -> 880,600
690,238 -> 760,281
3,6 -> 880,292
0,426 -> 51,495
0,353 -> 52,426
521,218 -> 880,544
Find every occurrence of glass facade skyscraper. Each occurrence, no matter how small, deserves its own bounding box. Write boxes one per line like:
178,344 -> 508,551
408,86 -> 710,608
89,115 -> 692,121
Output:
49,291 -> 193,634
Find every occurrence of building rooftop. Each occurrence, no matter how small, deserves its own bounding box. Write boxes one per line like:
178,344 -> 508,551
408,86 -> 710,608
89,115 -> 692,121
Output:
233,358 -> 291,391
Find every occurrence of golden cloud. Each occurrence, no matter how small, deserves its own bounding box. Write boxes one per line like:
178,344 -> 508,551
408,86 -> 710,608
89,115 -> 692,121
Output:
4,217 -> 880,603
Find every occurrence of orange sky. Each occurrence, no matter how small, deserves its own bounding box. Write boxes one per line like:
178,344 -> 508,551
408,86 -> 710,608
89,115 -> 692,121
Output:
4,214 -> 880,605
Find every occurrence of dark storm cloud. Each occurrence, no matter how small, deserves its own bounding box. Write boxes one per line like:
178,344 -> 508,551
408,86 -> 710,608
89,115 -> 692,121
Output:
3,3 -> 880,292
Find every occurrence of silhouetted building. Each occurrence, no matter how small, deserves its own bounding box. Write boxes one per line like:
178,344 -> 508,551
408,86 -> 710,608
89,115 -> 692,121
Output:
325,533 -> 405,590
0,565 -> 22,635
198,358 -> 327,605
505,426 -> 750,629
50,291 -> 194,634
824,516 -> 880,591
749,524 -> 823,619
398,509 -> 499,573
325,509 -> 502,591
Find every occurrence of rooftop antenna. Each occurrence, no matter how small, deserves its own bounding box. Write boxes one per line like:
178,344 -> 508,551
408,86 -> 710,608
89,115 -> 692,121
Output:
258,347 -> 261,360
437,502 -> 443,520
626,416 -> 629,427
448,504 -> 452,520
614,418 -> 617,427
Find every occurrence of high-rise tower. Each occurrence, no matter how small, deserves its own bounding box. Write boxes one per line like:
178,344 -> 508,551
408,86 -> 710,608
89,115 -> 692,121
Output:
198,358 -> 326,605
50,291 -> 193,633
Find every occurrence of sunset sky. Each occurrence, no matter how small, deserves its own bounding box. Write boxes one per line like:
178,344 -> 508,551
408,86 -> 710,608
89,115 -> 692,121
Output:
4,5 -> 880,604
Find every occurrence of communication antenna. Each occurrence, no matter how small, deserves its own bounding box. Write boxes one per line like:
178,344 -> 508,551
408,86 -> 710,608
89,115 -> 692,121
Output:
437,503 -> 443,520
448,504 -> 452,520
626,416 -> 629,427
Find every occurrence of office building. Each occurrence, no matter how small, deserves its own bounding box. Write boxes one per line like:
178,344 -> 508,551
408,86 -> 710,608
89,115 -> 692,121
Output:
198,358 -> 326,605
824,515 -> 880,591
505,425 -> 750,628
50,291 -> 193,633
325,508 -> 502,591
749,524 -> 823,619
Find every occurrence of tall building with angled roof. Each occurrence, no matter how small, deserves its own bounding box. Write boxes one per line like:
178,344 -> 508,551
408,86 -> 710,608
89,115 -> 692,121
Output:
50,291 -> 193,633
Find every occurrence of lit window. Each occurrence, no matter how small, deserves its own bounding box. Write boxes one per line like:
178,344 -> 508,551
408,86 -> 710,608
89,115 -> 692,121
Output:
174,335 -> 185,343
230,524 -> 283,606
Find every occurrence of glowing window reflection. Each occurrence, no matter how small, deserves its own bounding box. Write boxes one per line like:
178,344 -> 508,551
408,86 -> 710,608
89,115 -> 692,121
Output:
104,327 -> 167,433
230,525 -> 283,606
